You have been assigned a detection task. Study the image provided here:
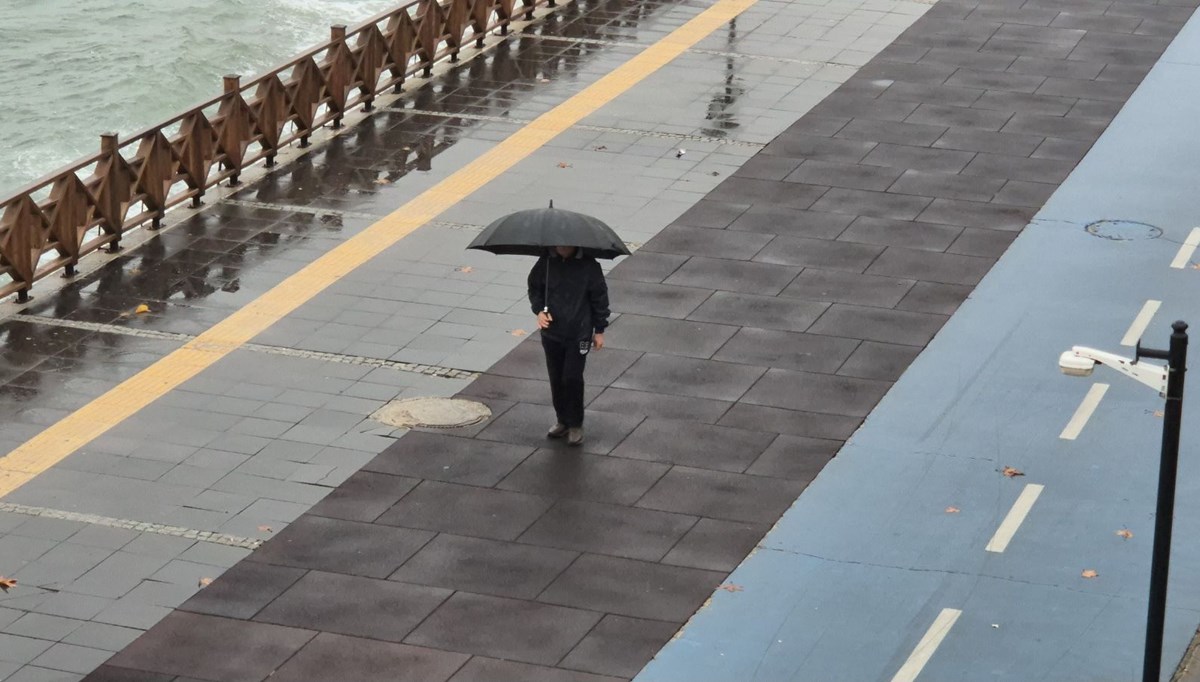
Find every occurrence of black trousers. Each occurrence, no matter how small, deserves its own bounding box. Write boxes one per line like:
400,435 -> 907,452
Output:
542,335 -> 588,428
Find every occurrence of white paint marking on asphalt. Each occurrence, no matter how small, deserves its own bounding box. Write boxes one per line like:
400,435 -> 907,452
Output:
1060,383 -> 1109,440
1121,300 -> 1162,346
890,608 -> 962,682
985,484 -> 1045,553
1170,227 -> 1200,268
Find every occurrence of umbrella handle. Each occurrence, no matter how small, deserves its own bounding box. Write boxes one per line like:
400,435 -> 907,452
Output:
544,256 -> 550,316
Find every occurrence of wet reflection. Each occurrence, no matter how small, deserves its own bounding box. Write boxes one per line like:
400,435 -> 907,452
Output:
701,18 -> 743,138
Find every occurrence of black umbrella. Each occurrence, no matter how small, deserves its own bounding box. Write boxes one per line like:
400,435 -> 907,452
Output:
466,201 -> 631,260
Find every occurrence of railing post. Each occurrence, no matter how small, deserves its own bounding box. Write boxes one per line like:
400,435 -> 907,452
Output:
100,133 -> 122,253
332,25 -> 347,128
224,75 -> 242,187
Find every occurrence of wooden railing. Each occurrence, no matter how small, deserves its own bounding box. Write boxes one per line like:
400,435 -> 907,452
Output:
0,0 -> 551,303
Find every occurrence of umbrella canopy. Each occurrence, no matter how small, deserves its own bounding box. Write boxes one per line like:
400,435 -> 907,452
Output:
467,202 -> 631,260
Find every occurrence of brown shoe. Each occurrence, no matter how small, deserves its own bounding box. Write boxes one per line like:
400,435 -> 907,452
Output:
567,427 -> 584,446
547,423 -> 569,439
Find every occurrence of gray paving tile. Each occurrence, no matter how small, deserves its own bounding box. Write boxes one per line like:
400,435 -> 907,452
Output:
661,517 -> 769,572
180,561 -> 306,620
867,246 -> 994,285
0,661 -> 19,680
449,658 -> 622,682
663,256 -> 800,296
612,354 -> 765,402
810,188 -> 932,221
745,434 -> 842,481
947,227 -> 1019,258
837,341 -> 925,381
474,403 -> 642,456
742,365 -> 894,418
992,179 -> 1058,207
754,235 -> 884,272
586,388 -> 731,424
119,535 -> 194,561
641,225 -> 772,260
5,666 -> 83,682
671,200 -> 749,229
26,595 -> 112,622
269,633 -> 467,682
762,135 -> 877,164
29,642 -> 111,674
489,338 -> 641,387
105,612 -> 314,682
685,291 -> 828,334
712,327 -> 859,374
610,418 -> 776,474
66,552 -> 172,600
249,515 -> 433,579
727,207 -> 854,239
705,178 -> 828,210
3,614 -> 83,643
961,152 -> 1075,183
307,470 -> 421,522
538,554 -> 722,621
61,623 -> 141,653
636,466 -> 807,525
931,128 -> 1044,156
731,154 -> 803,181
256,571 -> 449,642
406,592 -> 601,666
784,160 -> 904,192
91,599 -> 172,631
518,499 -> 695,562
838,215 -> 963,252
896,281 -> 975,315
0,633 -> 54,664
606,280 -> 712,319
497,449 -> 669,506
13,543 -> 114,591
858,142 -> 974,174
605,252 -> 689,283
1001,112 -> 1106,142
888,169 -> 1006,202
376,480 -> 553,542
392,533 -> 577,599
0,609 -> 21,630
560,614 -> 678,679
917,198 -> 1034,231
835,119 -> 948,146
878,81 -> 984,107
10,519 -> 86,543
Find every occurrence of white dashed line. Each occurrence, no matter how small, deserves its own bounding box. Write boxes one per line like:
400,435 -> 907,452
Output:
1060,383 -> 1109,440
1121,300 -> 1161,346
891,608 -> 963,682
1170,227 -> 1200,269
985,484 -> 1045,553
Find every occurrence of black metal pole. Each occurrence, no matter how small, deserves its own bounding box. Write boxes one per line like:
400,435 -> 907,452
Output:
1143,320 -> 1188,682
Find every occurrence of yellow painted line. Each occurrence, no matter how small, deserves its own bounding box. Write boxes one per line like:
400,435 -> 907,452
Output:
0,0 -> 759,498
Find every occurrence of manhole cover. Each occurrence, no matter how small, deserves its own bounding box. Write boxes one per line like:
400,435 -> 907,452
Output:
1085,220 -> 1162,241
372,398 -> 491,429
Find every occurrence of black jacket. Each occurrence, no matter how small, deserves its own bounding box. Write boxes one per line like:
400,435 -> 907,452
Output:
528,251 -> 610,342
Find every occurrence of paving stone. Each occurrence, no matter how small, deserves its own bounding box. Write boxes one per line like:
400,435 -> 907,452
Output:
0,634 -> 55,664
809,95 -> 920,122
11,519 -> 87,543
859,143 -> 975,173
448,658 -> 622,682
256,570 -> 449,642
744,434 -> 842,481
518,499 -> 695,562
13,543 -> 115,590
105,612 -> 313,682
671,200 -> 749,229
662,256 -> 801,296
269,633 -> 468,682
917,198 -> 1034,231
761,135 -> 877,164
376,480 -> 553,541
29,642 -> 112,674
406,593 -> 601,666
712,327 -> 859,375
489,339 -> 641,387
1001,112 -> 1106,141
91,599 -> 172,631
971,90 -> 1075,117
605,252 -> 689,283
961,152 -> 1075,184
249,515 -> 433,579
704,178 -> 828,210
497,449 -> 669,506
474,403 -> 641,456
6,666 -> 84,681
877,81 -> 984,107
754,236 -> 884,272
837,216 -> 963,252
727,207 -> 854,239
28,595 -> 112,622
612,354 -> 765,402
610,417 -> 777,474
931,128 -> 1044,156
661,516 -> 769,572
636,466 -> 808,525
3,614 -> 84,643
810,188 -> 933,221
61,623 -> 141,653
0,609 -> 21,630
947,227 -> 1019,258
686,291 -> 829,334
607,280 -> 712,319
605,314 -> 737,359
179,561 -> 306,620
896,281 -> 975,315
559,614 -> 679,679
391,534 -> 576,600
784,160 -> 904,193
917,47 -> 1017,73
732,154 -> 804,181
538,554 -> 722,621
66,552 -> 172,600
779,268 -> 912,308
888,169 -> 1006,202
867,246 -> 994,285
306,470 -> 420,522
742,366 -> 894,418
992,179 -> 1058,207
641,225 -> 772,261
837,340 -> 925,382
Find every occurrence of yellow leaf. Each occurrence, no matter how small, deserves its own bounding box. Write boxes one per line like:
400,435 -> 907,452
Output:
1081,569 -> 1099,579
945,506 -> 960,514
1153,410 -> 1165,418
511,329 -> 528,337
456,266 -> 474,273
134,304 -> 150,314
718,584 -> 743,592
198,577 -> 213,587
374,177 -> 391,185
557,162 -> 572,169
257,525 -> 273,533
1002,466 -> 1024,478
0,576 -> 15,592
1116,529 -> 1133,539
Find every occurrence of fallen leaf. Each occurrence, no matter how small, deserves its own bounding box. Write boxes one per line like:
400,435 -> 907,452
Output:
1002,466 -> 1024,478
0,576 -> 15,592
594,145 -> 608,151
539,77 -> 551,83
510,329 -> 528,337
134,304 -> 150,315
456,266 -> 474,273
1081,569 -> 1099,579
1191,262 -> 1200,270
718,584 -> 743,592
257,525 -> 273,533
1116,529 -> 1134,539
945,506 -> 960,514
374,177 -> 391,185
198,577 -> 213,587
557,162 -> 572,169
1154,410 -> 1165,418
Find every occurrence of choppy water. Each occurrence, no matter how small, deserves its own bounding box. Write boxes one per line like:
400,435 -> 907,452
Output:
0,0 -> 401,196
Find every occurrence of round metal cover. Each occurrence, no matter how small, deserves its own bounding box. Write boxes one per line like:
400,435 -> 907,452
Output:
1085,220 -> 1162,241
372,398 -> 491,429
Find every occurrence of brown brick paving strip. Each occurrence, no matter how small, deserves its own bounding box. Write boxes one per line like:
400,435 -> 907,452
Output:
87,0 -> 1197,680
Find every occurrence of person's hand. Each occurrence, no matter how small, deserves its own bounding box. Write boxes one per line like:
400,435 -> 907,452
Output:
592,332 -> 605,350
537,311 -> 553,329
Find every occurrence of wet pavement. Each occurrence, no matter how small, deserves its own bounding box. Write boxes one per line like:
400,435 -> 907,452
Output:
0,0 -> 1196,679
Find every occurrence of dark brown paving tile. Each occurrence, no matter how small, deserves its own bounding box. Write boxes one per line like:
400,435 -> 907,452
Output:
364,432 -> 534,487
663,256 -> 801,295
835,119 -> 949,146
256,571 -> 450,642
606,251 -> 689,283
587,387 -> 732,424
475,403 -> 643,456
497,449 -> 670,505
636,466 -> 807,524
780,114 -> 851,136
1031,137 -> 1094,162
269,633 -> 468,682
539,554 -> 723,621
449,657 -> 622,682
968,7 -> 1060,27
612,354 -> 766,402
610,418 -> 776,473
606,314 -> 739,359
945,69 -> 1045,94
489,339 -> 642,387
105,612 -> 314,682
905,103 -> 1013,130
918,198 -> 1034,231
249,515 -> 434,579
705,177 -> 829,209
761,135 -> 878,164
855,61 -> 960,85
992,179 -> 1058,207
946,227 -> 1019,257
918,47 -> 1017,72
713,327 -> 858,374
518,499 -> 696,561
458,374 -> 563,406
745,435 -> 841,481
1050,12 -> 1141,33
83,667 -> 174,682
376,479 -> 553,541
837,341 -> 925,381
742,367 -> 894,417
1097,63 -> 1155,84
406,592 -> 601,666
728,207 -> 854,239
980,38 -> 1076,60
661,518 -> 770,572
179,561 -> 306,620
860,143 -> 976,173
896,281 -> 975,315
717,403 -> 861,441
754,235 -> 884,272
970,90 -> 1075,116
810,188 -> 933,221
560,615 -> 679,679
809,94 -> 921,121
641,225 -> 773,260
961,152 -> 1075,183
308,470 -> 421,522
785,160 -> 905,192
733,154 -> 805,181
838,216 -> 963,251
673,200 -> 750,229
867,246 -> 994,285
687,291 -> 829,333
781,268 -> 915,308
1036,77 -> 1137,102
608,280 -> 713,319
992,22 -> 1086,45
888,169 -> 1006,202
391,533 -> 577,599
878,81 -> 984,106
1001,112 -> 1107,141
1067,98 -> 1124,122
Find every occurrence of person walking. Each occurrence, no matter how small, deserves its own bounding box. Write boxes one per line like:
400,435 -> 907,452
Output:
527,245 -> 610,446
